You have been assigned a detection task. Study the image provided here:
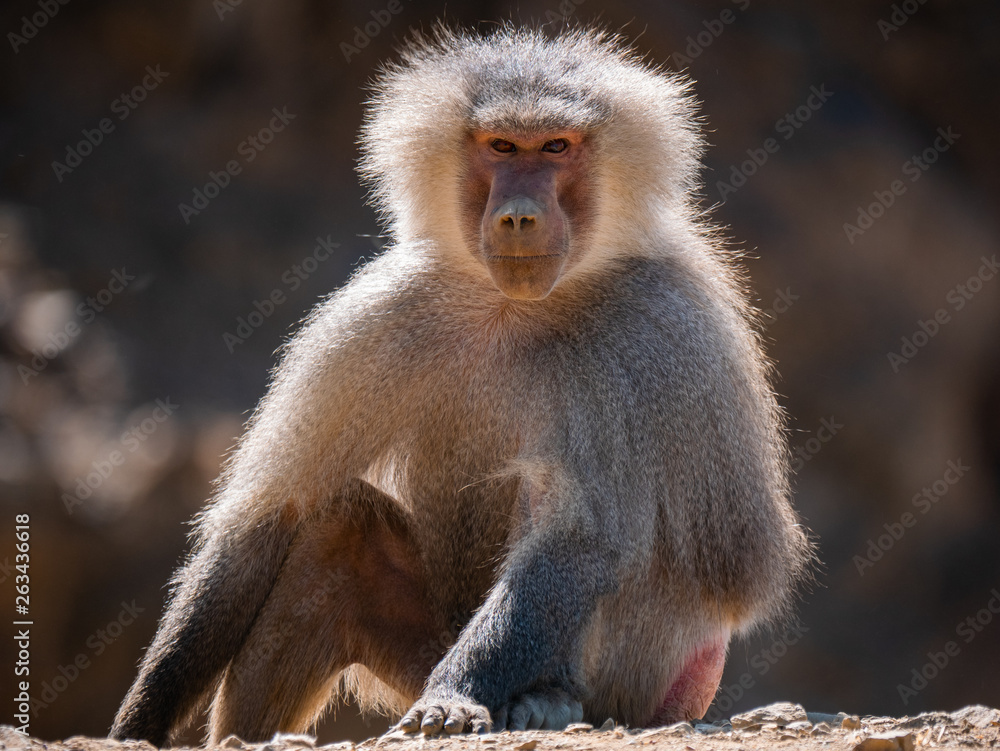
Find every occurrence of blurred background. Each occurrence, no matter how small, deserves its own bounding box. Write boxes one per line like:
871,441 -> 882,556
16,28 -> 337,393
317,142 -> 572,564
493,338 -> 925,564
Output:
0,0 -> 998,743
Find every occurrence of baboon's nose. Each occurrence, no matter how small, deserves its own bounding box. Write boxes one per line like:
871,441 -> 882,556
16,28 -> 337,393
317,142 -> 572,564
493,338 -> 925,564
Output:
495,197 -> 543,233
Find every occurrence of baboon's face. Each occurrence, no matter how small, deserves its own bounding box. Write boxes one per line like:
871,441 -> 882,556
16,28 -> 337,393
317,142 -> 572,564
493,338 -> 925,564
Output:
465,131 -> 592,300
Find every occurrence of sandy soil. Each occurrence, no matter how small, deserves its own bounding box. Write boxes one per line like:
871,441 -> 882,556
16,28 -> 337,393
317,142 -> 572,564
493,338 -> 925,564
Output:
3,703 -> 998,751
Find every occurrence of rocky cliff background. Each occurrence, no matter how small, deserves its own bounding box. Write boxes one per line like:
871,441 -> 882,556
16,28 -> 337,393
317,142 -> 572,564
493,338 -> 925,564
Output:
0,0 -> 998,744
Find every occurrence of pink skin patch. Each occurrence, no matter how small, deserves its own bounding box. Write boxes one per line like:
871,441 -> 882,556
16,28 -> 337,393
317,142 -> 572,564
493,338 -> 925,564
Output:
649,636 -> 728,726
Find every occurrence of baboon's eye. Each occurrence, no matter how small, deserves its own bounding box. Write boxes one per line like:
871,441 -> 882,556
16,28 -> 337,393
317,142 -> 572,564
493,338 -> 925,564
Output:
541,139 -> 568,154
491,139 -> 516,153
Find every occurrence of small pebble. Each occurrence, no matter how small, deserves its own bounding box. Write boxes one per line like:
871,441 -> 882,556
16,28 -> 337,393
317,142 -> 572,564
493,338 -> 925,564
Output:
693,723 -> 725,735
598,718 -> 615,731
952,705 -> 1000,729
662,722 -> 694,735
732,701 -> 809,729
853,731 -> 916,751
563,723 -> 593,733
807,712 -> 846,726
272,733 -> 317,747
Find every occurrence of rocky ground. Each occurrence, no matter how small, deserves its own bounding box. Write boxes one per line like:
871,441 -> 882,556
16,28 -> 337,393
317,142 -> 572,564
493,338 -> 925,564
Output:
3,704 -> 998,751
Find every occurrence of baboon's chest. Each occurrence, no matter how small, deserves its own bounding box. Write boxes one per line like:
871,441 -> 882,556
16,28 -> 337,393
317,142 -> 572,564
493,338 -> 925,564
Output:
396,378 -> 526,593
361,315 -> 556,591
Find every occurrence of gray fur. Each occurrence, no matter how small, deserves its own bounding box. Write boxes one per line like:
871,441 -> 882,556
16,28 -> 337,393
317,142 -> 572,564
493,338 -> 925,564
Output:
111,25 -> 811,746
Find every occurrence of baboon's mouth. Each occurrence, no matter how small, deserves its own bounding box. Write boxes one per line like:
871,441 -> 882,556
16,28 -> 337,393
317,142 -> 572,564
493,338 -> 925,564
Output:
481,253 -> 567,300
486,254 -> 562,260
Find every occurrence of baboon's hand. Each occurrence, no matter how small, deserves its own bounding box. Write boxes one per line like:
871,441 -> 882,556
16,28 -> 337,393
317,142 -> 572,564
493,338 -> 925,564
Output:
493,688 -> 584,731
397,692 -> 492,735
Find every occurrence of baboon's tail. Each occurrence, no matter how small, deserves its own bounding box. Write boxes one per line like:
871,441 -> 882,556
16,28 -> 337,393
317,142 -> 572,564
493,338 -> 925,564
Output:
111,515 -> 295,746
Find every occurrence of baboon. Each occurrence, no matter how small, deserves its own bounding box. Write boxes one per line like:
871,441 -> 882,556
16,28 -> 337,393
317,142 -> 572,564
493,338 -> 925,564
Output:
111,26 -> 811,746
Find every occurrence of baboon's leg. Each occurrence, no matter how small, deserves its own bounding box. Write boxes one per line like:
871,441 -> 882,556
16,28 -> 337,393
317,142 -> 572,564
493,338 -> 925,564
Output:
111,515 -> 296,746
209,479 -> 439,743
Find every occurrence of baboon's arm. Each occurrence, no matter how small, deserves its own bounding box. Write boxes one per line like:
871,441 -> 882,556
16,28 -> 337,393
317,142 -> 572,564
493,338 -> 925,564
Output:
399,524 -> 617,733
